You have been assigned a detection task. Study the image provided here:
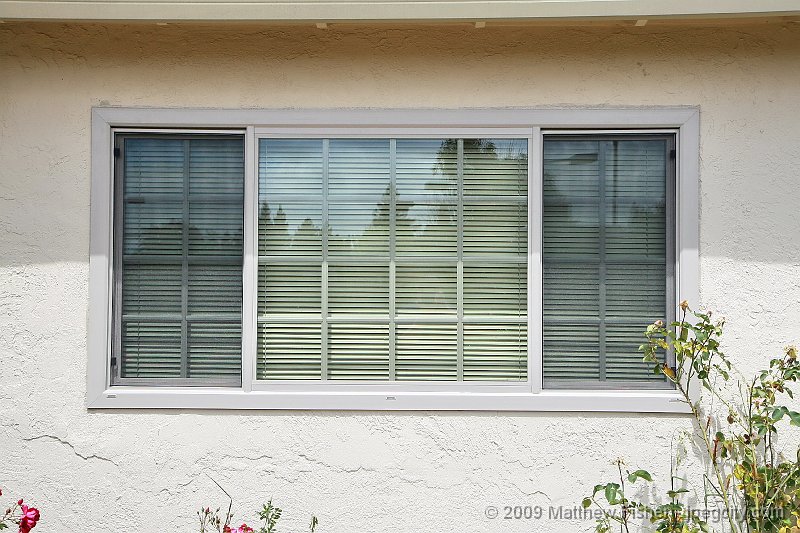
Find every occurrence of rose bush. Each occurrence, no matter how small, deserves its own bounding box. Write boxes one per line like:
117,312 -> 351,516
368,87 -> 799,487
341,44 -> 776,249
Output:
0,489 -> 40,533
583,302 -> 800,533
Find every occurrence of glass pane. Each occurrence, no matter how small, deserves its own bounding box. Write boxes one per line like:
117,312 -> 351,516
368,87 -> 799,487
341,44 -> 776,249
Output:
463,138 -> 528,196
259,139 -> 323,197
256,136 -> 528,383
328,201 -> 389,256
328,139 -> 390,196
464,323 -> 527,381
396,200 -> 457,257
542,136 -> 670,387
396,139 -> 457,196
259,202 -> 322,257
258,323 -> 322,380
328,264 -> 390,315
327,323 -> 390,380
463,202 -> 527,256
463,263 -> 527,315
396,263 -> 457,314
122,321 -> 182,378
258,263 -> 321,315
396,324 -> 458,380
119,136 -> 244,383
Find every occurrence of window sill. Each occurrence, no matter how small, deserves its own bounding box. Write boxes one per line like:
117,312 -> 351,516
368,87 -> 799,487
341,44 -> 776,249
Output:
87,387 -> 690,413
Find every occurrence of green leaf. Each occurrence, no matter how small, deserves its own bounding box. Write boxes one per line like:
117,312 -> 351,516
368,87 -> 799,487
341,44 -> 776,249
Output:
788,411 -> 800,427
582,497 -> 592,509
666,489 -> 689,499
604,484 -> 620,504
771,406 -> 788,421
627,470 -> 653,483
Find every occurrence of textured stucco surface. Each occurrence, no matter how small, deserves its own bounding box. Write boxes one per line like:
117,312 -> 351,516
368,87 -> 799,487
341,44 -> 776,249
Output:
1,21 -> 800,532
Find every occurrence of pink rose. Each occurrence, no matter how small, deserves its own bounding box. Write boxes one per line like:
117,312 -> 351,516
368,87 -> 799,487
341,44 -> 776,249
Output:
18,504 -> 40,533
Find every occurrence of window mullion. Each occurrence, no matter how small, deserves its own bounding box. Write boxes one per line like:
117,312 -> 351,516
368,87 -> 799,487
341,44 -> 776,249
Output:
457,139 -> 464,382
389,138 -> 397,381
598,140 -> 608,382
321,139 -> 330,381
241,127 -> 257,390
180,139 -> 190,379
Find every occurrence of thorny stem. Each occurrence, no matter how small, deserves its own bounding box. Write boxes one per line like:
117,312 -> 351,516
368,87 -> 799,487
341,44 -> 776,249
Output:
618,461 -> 631,533
676,378 -> 740,533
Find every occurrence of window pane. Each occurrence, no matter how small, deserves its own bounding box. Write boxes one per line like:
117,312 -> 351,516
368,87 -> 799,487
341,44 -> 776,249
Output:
327,323 -> 391,380
396,263 -> 457,314
464,323 -> 528,381
396,323 -> 458,380
396,139 -> 457,196
328,201 -> 390,256
463,202 -> 527,256
463,138 -> 528,196
542,136 -> 671,387
258,323 -> 322,380
257,137 -> 528,382
118,136 -> 244,384
258,263 -> 321,315
328,264 -> 390,315
463,263 -> 527,316
396,200 -> 457,257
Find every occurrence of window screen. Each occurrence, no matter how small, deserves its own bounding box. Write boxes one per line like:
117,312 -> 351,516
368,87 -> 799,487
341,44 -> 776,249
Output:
114,135 -> 245,385
542,134 -> 675,388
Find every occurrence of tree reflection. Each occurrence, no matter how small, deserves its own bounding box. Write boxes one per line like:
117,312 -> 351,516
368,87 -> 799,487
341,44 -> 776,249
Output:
257,138 -> 529,255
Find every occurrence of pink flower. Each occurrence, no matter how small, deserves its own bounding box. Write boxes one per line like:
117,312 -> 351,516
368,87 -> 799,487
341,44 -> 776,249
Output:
228,524 -> 253,533
18,504 -> 40,533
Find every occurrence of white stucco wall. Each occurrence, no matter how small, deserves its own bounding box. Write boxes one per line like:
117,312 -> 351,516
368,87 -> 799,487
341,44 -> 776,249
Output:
1,20 -> 799,533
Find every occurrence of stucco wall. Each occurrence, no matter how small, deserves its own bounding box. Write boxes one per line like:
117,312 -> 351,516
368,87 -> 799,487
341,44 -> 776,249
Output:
1,21 -> 800,532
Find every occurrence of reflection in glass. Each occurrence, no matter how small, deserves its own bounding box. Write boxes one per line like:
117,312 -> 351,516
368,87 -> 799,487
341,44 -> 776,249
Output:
542,137 -> 669,386
119,136 -> 244,381
257,137 -> 528,382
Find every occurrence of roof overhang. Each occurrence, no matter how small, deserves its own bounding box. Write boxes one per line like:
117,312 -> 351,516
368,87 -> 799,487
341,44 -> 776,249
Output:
1,0 -> 799,23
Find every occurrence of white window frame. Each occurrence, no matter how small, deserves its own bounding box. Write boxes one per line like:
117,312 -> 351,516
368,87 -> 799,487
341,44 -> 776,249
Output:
88,107 -> 700,412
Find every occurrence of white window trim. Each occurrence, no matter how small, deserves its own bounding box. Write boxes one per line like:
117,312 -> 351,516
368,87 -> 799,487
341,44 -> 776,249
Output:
88,107 -> 700,412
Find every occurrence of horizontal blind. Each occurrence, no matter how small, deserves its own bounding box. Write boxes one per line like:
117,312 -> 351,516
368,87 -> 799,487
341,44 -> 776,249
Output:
257,137 -> 528,382
118,136 -> 244,384
542,136 -> 672,387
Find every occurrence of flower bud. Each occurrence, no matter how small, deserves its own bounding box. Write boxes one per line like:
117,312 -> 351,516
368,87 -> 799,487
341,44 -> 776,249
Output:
787,346 -> 797,360
680,300 -> 689,311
